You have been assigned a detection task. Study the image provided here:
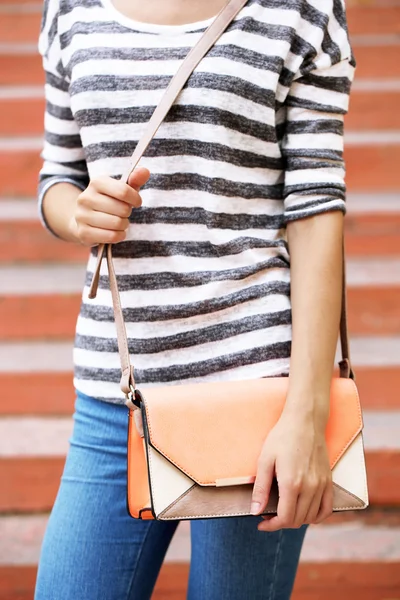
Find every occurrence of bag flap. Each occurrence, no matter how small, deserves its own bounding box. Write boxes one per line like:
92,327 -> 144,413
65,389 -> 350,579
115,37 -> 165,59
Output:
141,377 -> 362,487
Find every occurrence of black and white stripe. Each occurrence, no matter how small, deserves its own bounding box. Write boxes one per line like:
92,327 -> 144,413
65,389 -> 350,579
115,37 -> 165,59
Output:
38,0 -> 355,402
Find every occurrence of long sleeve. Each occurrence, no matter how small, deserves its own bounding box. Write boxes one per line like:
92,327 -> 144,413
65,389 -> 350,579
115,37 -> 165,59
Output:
37,0 -> 89,232
281,0 -> 356,223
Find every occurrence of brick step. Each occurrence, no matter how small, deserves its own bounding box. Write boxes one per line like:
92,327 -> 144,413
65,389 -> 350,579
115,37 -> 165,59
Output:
0,44 -> 399,86
2,89 -> 399,136
0,407 -> 398,467
1,563 -> 399,600
345,212 -> 400,255
1,285 -> 399,340
0,517 -> 399,599
1,211 -> 399,262
1,143 -> 399,197
0,96 -> 44,137
1,6 -> 398,46
1,447 -> 398,513
0,220 -> 89,262
0,12 -> 41,44
347,6 -> 400,35
0,255 -> 399,337
1,366 -> 399,416
346,90 -> 400,130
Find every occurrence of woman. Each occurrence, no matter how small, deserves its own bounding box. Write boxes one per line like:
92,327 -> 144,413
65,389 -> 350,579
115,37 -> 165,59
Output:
34,0 -> 355,598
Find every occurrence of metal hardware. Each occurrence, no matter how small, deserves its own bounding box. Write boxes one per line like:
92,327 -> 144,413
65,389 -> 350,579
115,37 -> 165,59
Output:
125,385 -> 142,410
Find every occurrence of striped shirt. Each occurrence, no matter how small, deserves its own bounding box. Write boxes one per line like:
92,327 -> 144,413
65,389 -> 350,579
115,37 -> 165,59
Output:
38,0 -> 355,403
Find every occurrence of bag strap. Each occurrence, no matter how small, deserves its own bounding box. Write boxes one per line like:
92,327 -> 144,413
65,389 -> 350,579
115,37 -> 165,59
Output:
88,0 -> 354,401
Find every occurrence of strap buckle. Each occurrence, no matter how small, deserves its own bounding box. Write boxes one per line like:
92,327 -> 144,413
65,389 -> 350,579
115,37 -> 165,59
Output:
125,385 -> 142,410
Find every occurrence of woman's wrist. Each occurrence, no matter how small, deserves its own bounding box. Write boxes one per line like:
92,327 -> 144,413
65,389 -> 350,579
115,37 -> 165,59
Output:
42,182 -> 83,243
283,388 -> 330,430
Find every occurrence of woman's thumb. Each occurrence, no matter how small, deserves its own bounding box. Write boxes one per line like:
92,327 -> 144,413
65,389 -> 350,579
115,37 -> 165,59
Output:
127,167 -> 150,191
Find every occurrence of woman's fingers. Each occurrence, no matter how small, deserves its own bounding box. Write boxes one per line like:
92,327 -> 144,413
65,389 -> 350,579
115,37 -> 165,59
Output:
304,475 -> 332,524
314,482 -> 333,524
86,174 -> 143,208
258,480 -> 299,531
291,482 -> 323,528
251,457 -> 275,515
77,225 -> 127,246
128,167 -> 151,191
82,211 -> 130,232
81,193 -> 133,218
74,170 -> 150,246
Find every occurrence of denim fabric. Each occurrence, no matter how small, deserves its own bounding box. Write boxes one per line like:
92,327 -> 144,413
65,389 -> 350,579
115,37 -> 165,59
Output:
35,392 -> 307,600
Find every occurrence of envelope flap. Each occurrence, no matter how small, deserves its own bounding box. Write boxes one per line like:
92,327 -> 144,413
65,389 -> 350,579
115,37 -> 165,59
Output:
142,377 -> 362,487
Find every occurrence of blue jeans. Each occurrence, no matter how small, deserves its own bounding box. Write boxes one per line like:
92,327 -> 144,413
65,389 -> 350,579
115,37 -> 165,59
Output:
35,392 -> 307,600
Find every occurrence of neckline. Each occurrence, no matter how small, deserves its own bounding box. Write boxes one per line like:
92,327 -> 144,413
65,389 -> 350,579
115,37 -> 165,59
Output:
100,0 -> 217,35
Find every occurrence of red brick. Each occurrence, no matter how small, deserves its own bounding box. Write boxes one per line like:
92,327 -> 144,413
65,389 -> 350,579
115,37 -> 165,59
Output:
366,451 -> 400,506
0,220 -> 89,263
0,367 -> 399,417
0,373 -> 75,416
346,91 -> 400,131
293,563 -> 400,599
356,367 -> 400,411
347,7 -> 400,34
1,563 -> 399,600
1,286 -> 399,341
0,150 -> 42,198
0,567 -> 37,600
0,98 -> 44,137
0,295 -> 82,340
345,145 -> 400,192
0,458 -> 64,513
348,287 -> 400,336
0,44 -> 398,85
354,45 -> 400,79
0,7 -> 397,48
0,13 -> 41,44
0,451 -> 398,513
0,54 -> 43,86
1,144 -> 399,198
1,212 -> 398,264
1,92 -> 396,138
345,213 -> 400,256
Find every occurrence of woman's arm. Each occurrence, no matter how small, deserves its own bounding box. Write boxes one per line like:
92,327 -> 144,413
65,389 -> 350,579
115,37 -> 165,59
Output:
285,211 -> 343,423
38,0 -> 149,245
251,213 -> 343,531
251,0 -> 355,529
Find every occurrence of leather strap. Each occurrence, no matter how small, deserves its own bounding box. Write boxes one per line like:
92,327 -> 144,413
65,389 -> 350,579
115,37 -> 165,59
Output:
88,0 -> 353,397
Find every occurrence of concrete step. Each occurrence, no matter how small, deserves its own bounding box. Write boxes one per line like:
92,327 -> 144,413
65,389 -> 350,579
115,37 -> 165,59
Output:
0,515 -> 399,599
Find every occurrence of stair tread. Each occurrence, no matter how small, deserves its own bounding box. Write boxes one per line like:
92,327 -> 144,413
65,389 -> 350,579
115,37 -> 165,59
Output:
2,145 -> 400,197
1,514 -> 400,566
0,410 -> 397,457
1,367 -> 398,415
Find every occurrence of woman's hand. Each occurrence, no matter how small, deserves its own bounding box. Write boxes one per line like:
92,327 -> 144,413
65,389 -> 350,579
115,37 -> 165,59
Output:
251,405 -> 333,531
69,167 -> 150,246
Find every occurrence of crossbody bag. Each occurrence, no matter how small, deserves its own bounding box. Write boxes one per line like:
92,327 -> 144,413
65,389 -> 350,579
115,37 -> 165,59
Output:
88,0 -> 369,521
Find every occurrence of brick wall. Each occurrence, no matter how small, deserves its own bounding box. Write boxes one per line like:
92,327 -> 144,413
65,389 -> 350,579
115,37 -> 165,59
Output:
1,0 -> 399,597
